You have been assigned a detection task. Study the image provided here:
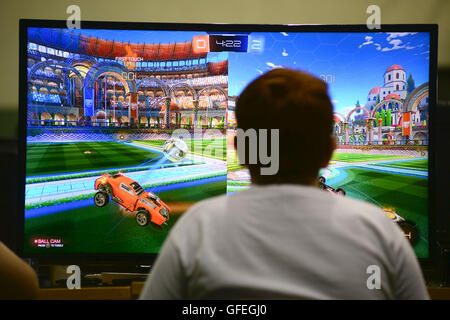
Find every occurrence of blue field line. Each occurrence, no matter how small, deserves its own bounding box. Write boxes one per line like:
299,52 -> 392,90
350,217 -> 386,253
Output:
25,175 -> 226,219
357,165 -> 428,177
106,211 -> 134,235
138,154 -> 164,166
344,165 -> 428,179
147,175 -> 226,193
369,157 -> 428,165
26,158 -> 197,180
325,167 -> 350,186
27,165 -> 153,180
25,198 -> 93,219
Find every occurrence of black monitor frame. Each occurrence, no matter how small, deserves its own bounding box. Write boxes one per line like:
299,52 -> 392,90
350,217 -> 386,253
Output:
18,19 -> 438,267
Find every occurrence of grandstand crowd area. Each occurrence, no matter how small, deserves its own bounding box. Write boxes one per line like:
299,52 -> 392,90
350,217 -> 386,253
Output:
27,57 -> 228,109
136,75 -> 228,87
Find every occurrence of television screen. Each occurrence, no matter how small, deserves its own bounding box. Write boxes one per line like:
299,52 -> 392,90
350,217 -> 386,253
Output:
21,22 -> 435,260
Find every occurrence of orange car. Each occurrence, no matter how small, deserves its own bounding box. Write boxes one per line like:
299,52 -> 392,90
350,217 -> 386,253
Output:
94,173 -> 170,227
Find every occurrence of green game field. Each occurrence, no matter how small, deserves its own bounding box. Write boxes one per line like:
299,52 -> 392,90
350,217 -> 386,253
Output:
24,180 -> 226,254
331,167 -> 428,258
373,159 -> 428,171
26,142 -> 161,176
331,153 -> 411,163
135,138 -> 226,161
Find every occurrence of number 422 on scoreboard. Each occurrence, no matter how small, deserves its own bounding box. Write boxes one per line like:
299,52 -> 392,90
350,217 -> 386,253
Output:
192,34 -> 264,54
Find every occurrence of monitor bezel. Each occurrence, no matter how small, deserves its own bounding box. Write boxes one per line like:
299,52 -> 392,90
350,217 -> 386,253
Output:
18,19 -> 438,266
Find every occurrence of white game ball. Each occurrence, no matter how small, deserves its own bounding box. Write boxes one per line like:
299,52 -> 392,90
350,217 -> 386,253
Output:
162,138 -> 188,162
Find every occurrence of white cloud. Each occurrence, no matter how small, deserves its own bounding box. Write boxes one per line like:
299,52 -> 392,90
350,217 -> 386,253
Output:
415,50 -> 430,56
386,32 -> 418,41
256,69 -> 263,74
281,32 -> 289,37
381,40 -> 424,52
266,62 -> 283,69
405,43 -> 425,50
381,39 -> 405,52
282,49 -> 288,56
359,36 -> 373,48
359,33 -> 424,52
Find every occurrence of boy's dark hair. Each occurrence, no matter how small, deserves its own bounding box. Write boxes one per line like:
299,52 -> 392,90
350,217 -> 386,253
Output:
235,68 -> 334,184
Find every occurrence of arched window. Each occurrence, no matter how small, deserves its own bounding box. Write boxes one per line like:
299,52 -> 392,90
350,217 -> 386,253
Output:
396,85 -> 399,90
396,73 -> 399,79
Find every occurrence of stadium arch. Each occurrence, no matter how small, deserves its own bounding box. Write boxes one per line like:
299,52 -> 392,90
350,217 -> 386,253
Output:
138,78 -> 170,119
169,82 -> 197,100
370,99 -> 404,119
413,131 -> 427,145
28,60 -> 84,84
345,105 -> 371,123
28,60 -> 85,107
135,77 -> 171,126
197,86 -> 228,128
137,77 -> 170,97
170,82 -> 199,127
65,57 -> 98,68
403,82 -> 429,113
83,61 -> 137,117
197,86 -> 228,108
343,106 -> 370,144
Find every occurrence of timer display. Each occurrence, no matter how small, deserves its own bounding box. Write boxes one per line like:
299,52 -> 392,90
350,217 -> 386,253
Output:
209,35 -> 248,52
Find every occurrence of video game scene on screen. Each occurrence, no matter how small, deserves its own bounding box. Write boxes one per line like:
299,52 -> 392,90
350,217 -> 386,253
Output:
226,31 -> 430,258
25,28 -> 430,259
25,28 -> 228,254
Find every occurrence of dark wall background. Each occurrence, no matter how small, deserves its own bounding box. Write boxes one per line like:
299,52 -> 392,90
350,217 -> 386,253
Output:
0,139 -> 18,250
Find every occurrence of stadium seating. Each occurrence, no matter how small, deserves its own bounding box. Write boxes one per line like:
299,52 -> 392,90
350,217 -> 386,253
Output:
30,92 -> 61,105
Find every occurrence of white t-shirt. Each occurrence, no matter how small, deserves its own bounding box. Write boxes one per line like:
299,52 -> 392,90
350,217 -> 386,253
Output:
140,184 -> 429,300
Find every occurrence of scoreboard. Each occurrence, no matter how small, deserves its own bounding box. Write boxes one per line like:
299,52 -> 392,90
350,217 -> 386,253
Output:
192,34 -> 264,54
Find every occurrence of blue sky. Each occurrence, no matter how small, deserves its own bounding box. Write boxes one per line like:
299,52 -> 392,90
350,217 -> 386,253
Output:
53,29 -> 430,116
227,31 -> 430,116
